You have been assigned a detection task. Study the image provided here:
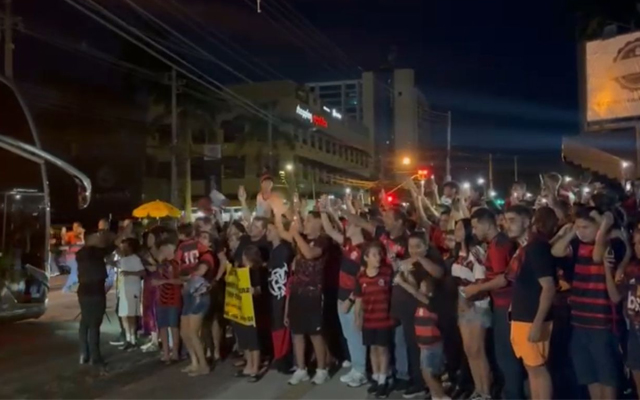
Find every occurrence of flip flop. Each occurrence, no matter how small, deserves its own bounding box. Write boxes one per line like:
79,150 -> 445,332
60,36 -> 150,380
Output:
234,370 -> 249,378
233,360 -> 247,368
189,368 -> 210,377
181,365 -> 197,373
247,374 -> 261,383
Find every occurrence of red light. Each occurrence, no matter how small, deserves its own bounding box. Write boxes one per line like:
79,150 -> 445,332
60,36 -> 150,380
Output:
387,195 -> 393,202
418,169 -> 428,176
312,115 -> 328,128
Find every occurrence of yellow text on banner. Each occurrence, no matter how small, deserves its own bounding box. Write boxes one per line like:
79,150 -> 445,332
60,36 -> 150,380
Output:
223,266 -> 255,326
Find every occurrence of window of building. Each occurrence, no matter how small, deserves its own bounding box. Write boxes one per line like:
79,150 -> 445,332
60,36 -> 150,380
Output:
318,136 -> 323,152
310,134 -> 316,149
221,120 -> 244,143
301,131 -> 308,146
222,156 -> 245,179
332,142 -> 337,156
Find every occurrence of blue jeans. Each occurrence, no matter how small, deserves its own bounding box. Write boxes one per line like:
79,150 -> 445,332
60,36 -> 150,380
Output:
394,323 -> 411,381
338,302 -> 366,375
62,258 -> 78,293
493,306 -> 525,400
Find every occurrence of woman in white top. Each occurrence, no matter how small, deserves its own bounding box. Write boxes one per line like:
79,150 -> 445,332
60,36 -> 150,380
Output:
450,218 -> 492,400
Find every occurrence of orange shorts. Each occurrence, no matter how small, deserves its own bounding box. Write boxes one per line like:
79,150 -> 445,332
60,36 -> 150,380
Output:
510,321 -> 553,367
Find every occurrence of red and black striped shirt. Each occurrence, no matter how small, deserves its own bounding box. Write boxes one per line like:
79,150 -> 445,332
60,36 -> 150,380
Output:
354,267 -> 394,329
569,240 -> 621,329
158,260 -> 182,307
338,242 -> 363,301
415,305 -> 441,348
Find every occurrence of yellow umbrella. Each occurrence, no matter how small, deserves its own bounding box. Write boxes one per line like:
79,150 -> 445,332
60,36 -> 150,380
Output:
132,200 -> 182,219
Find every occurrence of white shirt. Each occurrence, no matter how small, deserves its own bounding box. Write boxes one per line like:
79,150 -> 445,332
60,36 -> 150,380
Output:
117,254 -> 144,296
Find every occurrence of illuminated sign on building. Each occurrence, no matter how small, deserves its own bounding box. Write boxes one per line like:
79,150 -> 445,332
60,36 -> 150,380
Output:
296,105 -> 328,128
332,109 -> 342,119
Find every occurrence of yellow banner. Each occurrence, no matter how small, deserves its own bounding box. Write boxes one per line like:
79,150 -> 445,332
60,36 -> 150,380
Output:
223,266 -> 255,326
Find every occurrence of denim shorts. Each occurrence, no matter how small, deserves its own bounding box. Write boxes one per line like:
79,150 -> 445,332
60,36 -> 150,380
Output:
420,342 -> 445,375
570,326 -> 621,387
458,304 -> 491,328
157,305 -> 180,329
182,292 -> 210,316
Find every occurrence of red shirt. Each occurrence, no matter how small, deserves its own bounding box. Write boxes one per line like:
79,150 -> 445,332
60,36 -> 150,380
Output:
484,232 -> 516,308
176,239 -> 210,274
354,267 -> 395,329
158,260 -> 181,307
429,226 -> 447,255
338,241 -> 363,301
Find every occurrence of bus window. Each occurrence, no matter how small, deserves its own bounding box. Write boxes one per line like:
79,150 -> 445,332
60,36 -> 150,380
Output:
0,81 -> 47,273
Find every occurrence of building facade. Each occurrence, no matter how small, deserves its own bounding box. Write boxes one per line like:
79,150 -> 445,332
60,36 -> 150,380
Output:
308,68 -> 430,179
144,80 -> 375,203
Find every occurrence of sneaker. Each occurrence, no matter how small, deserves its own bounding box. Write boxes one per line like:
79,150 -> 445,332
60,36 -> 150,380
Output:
120,342 -> 135,351
288,368 -> 310,385
109,334 -> 125,346
469,392 -> 483,400
367,381 -> 379,394
311,368 -> 329,385
346,371 -> 368,388
342,360 -> 352,369
403,385 -> 427,399
376,382 -> 390,399
340,369 -> 356,384
393,379 -> 410,392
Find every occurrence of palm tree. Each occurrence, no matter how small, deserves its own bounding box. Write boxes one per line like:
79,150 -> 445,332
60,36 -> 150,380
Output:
147,89 -> 225,218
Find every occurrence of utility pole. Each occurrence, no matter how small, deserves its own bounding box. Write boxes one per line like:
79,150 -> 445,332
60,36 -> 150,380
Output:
445,111 -> 452,182
170,68 -> 178,206
514,155 -> 518,181
3,0 -> 14,79
185,130 -> 192,221
489,153 -> 494,191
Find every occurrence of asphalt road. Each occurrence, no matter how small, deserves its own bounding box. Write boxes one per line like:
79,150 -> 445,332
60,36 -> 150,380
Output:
0,276 -> 384,399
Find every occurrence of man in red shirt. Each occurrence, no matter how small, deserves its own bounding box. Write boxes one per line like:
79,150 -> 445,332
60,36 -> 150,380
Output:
464,207 -> 523,400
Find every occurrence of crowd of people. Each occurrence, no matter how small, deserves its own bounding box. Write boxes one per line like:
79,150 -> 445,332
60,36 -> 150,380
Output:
73,172 -> 640,400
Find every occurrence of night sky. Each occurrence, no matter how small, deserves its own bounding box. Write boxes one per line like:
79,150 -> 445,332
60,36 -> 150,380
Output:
11,0 -> 634,186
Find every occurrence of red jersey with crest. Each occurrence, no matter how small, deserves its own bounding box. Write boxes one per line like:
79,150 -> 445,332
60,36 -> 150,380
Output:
176,239 -> 213,276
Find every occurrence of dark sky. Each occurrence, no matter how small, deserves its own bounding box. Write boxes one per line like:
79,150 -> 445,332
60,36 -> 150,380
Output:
12,0 -> 615,177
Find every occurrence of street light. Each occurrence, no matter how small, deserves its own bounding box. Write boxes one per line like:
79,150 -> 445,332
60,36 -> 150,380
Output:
622,161 -> 631,169
402,157 -> 411,166
489,190 -> 497,198
477,177 -> 485,185
285,163 -> 293,171
462,181 -> 470,189
345,187 -> 351,194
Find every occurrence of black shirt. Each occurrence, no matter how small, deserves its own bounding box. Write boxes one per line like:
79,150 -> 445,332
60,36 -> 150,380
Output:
267,242 -> 294,329
76,246 -> 110,297
233,235 -> 272,267
508,236 -> 556,322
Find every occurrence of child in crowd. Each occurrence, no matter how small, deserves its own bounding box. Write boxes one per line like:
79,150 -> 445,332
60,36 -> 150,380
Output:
153,239 -> 182,364
354,242 -> 394,399
116,238 -> 146,349
396,267 -> 450,400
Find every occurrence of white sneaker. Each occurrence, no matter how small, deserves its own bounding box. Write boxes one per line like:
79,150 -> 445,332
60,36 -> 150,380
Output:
342,360 -> 352,369
288,368 -> 310,385
346,371 -> 368,388
311,368 -> 329,385
340,369 -> 356,384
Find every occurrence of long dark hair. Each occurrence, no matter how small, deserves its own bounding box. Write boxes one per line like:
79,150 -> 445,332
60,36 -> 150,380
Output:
454,218 -> 475,258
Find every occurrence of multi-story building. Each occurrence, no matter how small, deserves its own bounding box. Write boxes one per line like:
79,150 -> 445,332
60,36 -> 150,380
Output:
308,68 -> 430,179
144,80 -> 375,203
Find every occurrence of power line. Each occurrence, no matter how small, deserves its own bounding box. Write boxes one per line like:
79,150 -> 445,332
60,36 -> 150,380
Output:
124,0 -> 253,84
268,0 -> 362,74
64,0 -> 279,127
159,0 -> 287,81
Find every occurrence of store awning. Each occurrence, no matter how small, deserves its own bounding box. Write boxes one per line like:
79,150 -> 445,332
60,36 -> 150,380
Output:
562,136 -> 625,181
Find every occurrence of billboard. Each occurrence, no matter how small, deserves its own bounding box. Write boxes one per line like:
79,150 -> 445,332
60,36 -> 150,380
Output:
586,31 -> 640,122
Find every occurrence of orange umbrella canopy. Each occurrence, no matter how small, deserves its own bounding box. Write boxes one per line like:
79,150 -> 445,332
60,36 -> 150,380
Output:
132,200 -> 181,219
